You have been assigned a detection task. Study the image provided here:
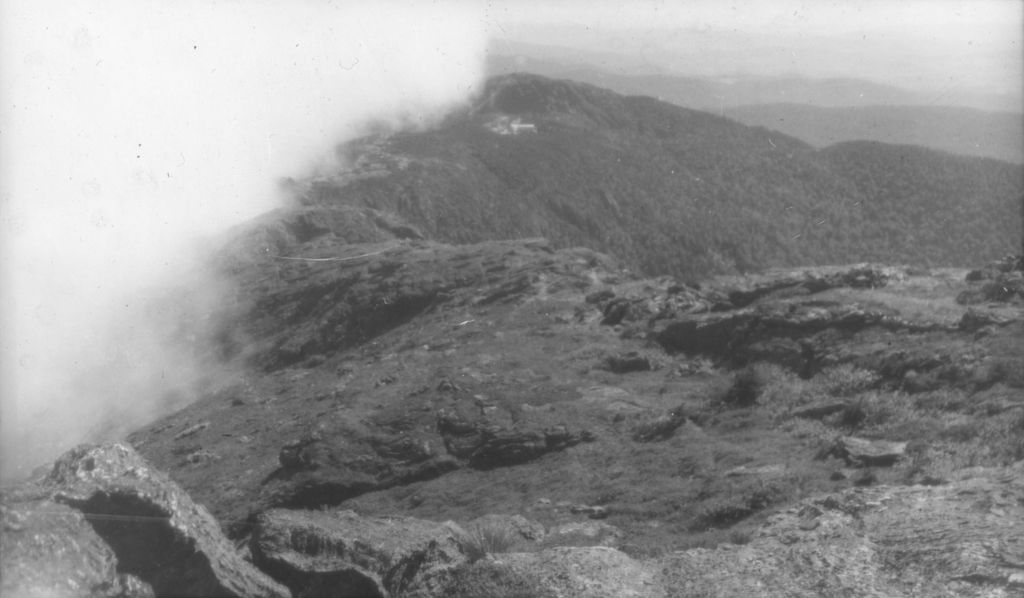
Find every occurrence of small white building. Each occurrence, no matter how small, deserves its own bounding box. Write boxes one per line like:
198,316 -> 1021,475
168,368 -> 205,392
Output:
485,116 -> 537,135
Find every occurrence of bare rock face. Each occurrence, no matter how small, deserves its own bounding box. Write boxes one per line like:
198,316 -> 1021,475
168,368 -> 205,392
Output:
657,462 -> 1024,597
40,443 -> 290,598
1,498 -> 154,598
252,508 -> 468,598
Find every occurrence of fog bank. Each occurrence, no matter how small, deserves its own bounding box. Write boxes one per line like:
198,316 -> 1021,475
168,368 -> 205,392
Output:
0,0 -> 486,479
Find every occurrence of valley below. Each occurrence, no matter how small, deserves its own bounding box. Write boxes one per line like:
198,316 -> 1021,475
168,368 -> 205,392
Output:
3,75 -> 1024,598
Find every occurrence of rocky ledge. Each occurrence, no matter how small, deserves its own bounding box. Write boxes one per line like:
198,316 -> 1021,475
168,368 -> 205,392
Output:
4,443 -> 1023,597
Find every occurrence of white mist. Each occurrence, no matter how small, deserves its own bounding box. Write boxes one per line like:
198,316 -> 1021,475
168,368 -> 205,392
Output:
0,0 -> 486,480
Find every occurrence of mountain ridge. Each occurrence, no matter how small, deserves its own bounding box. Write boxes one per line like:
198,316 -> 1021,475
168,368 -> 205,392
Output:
301,73 -> 1021,281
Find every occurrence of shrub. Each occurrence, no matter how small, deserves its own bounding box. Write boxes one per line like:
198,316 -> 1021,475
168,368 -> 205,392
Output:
720,364 -> 769,408
728,528 -> 754,545
817,364 -> 880,396
837,391 -> 906,430
462,523 -> 519,562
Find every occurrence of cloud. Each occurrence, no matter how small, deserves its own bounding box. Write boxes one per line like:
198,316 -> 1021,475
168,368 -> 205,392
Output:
0,0 -> 486,479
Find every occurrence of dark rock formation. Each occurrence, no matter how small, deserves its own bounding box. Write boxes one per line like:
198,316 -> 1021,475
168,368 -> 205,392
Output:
708,263 -> 908,308
436,410 -> 594,469
252,509 -> 468,598
38,443 -> 289,598
600,351 -> 654,373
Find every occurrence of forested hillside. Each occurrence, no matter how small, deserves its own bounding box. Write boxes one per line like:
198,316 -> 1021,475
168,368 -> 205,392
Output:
300,74 -> 1022,280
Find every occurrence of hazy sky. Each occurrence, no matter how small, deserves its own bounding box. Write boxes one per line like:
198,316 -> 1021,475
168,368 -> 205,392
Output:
483,0 -> 1023,99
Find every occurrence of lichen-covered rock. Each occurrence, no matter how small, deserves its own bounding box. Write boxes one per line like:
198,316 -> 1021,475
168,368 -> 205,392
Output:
495,546 -> 665,598
657,462 -> 1024,597
830,436 -> 908,467
1,498 -> 154,598
41,443 -> 289,598
465,513 -> 546,543
252,508 -> 468,598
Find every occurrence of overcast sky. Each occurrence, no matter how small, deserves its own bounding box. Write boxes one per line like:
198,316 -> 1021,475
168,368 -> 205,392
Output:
482,0 -> 1023,99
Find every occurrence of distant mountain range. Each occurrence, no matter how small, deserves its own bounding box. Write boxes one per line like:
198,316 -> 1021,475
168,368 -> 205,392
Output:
487,40 -> 1023,113
293,74 -> 1022,281
489,54 -> 925,109
725,104 -> 1023,164
487,41 -> 1023,164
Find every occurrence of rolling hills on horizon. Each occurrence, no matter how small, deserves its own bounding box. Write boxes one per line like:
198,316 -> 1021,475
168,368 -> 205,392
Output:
487,42 -> 1024,164
292,73 -> 1021,281
724,103 -> 1024,164
486,40 -> 1023,113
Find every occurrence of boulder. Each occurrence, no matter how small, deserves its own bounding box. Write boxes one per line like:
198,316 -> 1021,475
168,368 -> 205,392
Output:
1,498 -> 154,598
958,308 -> 1012,332
40,443 -> 289,598
252,508 -> 468,598
829,436 -> 908,467
791,400 -> 848,420
601,351 -> 654,373
465,513 -> 546,543
631,405 -> 689,442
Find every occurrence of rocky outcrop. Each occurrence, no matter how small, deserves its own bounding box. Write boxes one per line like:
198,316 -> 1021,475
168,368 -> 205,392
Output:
600,351 -> 654,373
465,513 -> 547,544
436,410 -> 594,469
631,405 -> 689,442
588,264 -> 911,329
35,443 -> 289,598
262,428 -> 460,511
827,436 -> 908,467
220,237 -> 620,370
1,498 -> 154,598
958,271 -> 1024,305
657,462 -> 1024,597
252,509 -> 468,598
